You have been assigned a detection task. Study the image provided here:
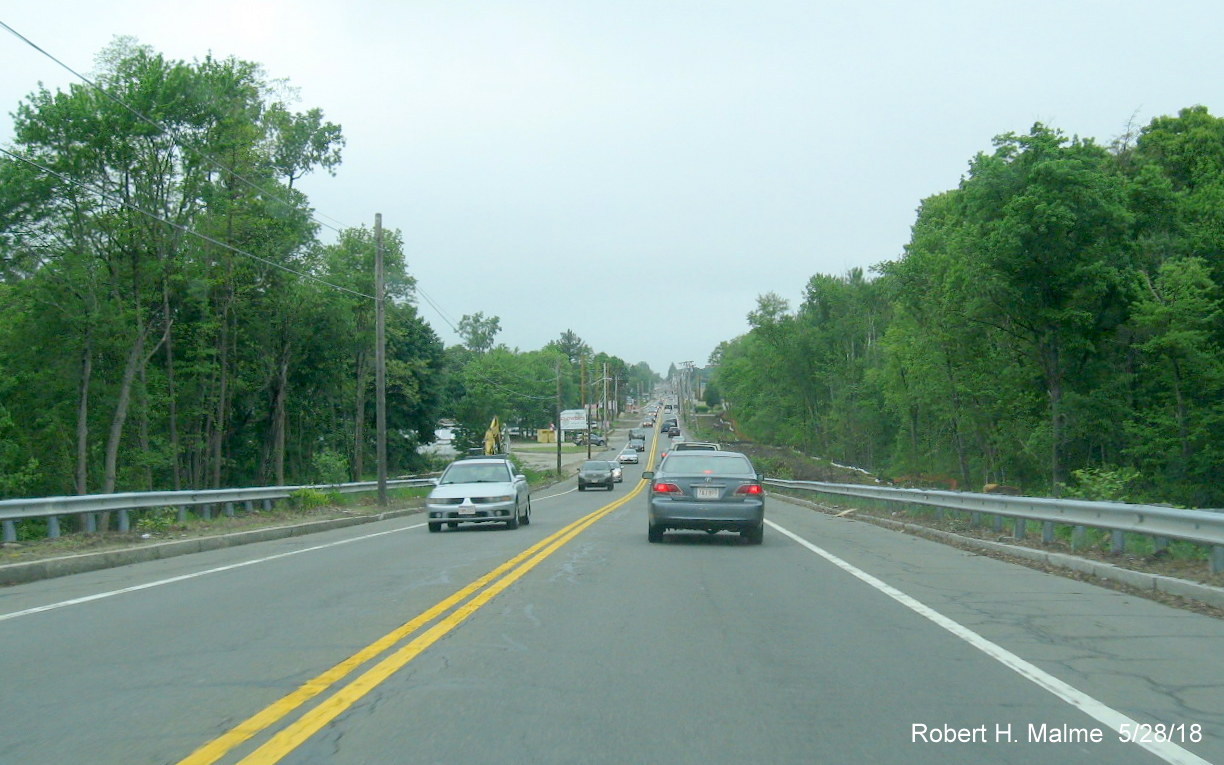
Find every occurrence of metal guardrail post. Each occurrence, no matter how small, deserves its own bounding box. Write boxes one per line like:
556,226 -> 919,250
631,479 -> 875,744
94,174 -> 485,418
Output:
224,502 -> 235,518
47,516 -> 60,538
2,519 -> 14,543
118,509 -> 130,533
177,505 -> 188,523
1212,546 -> 1224,574
1042,521 -> 1055,544
1111,530 -> 1125,554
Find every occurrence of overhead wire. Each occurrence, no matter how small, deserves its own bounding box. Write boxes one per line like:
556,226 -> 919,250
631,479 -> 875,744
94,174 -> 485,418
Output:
0,146 -> 375,299
0,18 -> 348,237
0,19 -> 518,362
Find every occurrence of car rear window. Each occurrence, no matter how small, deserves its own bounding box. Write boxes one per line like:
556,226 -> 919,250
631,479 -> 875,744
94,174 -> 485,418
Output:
661,454 -> 754,475
582,461 -> 609,470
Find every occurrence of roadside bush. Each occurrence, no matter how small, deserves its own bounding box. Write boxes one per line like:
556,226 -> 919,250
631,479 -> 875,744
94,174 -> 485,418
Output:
288,488 -> 338,512
312,450 -> 350,485
135,507 -> 178,534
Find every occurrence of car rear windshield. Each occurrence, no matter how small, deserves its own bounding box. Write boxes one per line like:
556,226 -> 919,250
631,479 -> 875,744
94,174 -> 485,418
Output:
582,461 -> 610,470
441,463 -> 511,483
661,454 -> 754,475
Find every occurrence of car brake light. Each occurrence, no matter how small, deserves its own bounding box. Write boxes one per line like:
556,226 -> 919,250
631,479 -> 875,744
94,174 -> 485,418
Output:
653,482 -> 682,494
735,484 -> 763,495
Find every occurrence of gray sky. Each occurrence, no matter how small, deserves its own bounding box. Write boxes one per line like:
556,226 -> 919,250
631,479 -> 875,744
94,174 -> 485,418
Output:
3,1 -> 1221,375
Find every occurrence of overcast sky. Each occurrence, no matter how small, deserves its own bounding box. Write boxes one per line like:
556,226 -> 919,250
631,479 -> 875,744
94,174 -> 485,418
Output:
3,1 -> 1221,375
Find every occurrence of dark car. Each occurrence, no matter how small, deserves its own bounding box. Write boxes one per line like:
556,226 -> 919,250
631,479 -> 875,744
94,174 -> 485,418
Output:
577,459 -> 616,491
643,450 -> 764,544
667,426 -> 681,437
426,456 -> 531,532
629,437 -> 646,452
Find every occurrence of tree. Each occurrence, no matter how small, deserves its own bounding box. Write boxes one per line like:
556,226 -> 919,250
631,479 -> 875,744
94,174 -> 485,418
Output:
457,312 -> 502,353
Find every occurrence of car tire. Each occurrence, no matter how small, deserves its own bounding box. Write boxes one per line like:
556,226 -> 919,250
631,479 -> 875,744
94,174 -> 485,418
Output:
743,523 -> 764,545
428,522 -> 441,533
521,500 -> 531,526
505,503 -> 520,530
648,523 -> 664,543
578,484 -> 585,492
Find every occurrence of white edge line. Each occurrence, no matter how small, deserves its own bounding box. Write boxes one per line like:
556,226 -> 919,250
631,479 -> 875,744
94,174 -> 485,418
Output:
766,519 -> 1212,765
0,523 -> 424,623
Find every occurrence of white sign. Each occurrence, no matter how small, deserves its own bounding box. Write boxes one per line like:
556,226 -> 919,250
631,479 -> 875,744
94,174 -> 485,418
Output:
559,409 -> 589,431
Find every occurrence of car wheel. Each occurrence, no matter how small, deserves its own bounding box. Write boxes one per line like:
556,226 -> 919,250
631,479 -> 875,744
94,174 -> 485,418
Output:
578,484 -> 585,491
521,500 -> 531,526
743,523 -> 764,545
428,522 -> 441,533
648,523 -> 664,543
506,504 -> 520,530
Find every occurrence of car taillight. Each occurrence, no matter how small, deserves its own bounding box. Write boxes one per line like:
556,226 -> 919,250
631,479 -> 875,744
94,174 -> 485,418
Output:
652,482 -> 682,494
735,484 -> 763,495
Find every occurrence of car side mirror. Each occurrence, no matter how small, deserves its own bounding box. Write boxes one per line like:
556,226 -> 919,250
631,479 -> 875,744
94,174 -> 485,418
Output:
642,471 -> 654,480
515,474 -> 526,482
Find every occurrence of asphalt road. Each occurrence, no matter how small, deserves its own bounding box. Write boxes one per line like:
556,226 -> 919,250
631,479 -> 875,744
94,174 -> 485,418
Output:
2,428 -> 1222,764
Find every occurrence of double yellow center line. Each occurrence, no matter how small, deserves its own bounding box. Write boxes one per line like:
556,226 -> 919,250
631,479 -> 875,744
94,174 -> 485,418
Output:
179,482 -> 645,765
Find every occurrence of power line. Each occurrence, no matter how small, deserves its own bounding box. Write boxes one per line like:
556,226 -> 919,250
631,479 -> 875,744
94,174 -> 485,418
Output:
0,146 -> 375,300
1,19 -> 471,338
0,19 -> 349,236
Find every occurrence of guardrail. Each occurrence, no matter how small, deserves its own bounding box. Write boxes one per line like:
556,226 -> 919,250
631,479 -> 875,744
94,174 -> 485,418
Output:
764,479 -> 1224,573
0,479 -> 436,542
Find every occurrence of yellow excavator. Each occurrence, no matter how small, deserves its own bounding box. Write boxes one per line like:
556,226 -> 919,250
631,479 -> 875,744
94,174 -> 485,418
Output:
482,416 -> 505,455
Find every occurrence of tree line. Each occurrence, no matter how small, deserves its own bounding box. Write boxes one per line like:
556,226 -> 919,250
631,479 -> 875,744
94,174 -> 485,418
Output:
712,109 -> 1224,507
0,40 -> 656,503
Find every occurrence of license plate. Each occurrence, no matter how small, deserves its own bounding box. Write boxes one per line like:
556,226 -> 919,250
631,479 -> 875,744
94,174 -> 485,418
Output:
458,506 -> 476,516
694,487 -> 720,500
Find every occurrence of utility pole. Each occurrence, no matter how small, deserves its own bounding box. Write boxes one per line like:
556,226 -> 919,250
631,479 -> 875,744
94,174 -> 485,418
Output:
374,214 -> 388,506
602,362 -> 608,436
582,357 -> 591,459
555,360 -> 562,473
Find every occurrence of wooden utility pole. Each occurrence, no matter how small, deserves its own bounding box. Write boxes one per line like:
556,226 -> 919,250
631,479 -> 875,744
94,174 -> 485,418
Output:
555,361 -> 562,473
374,214 -> 387,506
581,357 -> 590,459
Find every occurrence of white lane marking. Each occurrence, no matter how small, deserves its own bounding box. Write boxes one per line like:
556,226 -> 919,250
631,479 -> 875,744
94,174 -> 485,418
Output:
0,524 -> 424,623
533,486 -> 577,501
767,519 -> 1211,765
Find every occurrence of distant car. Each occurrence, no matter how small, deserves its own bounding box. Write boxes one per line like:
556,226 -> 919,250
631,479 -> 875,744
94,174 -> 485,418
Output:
644,450 -> 764,544
642,419 -> 655,428
617,446 -> 639,464
577,459 -> 616,491
668,426 -> 681,437
426,456 -> 530,532
628,428 -> 646,442
629,437 -> 646,452
662,418 -> 678,431
671,441 -> 720,451
573,432 -> 606,446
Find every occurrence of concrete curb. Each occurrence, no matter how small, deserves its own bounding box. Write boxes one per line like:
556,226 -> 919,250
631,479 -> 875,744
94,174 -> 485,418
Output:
773,493 -> 1224,611
0,507 -> 421,587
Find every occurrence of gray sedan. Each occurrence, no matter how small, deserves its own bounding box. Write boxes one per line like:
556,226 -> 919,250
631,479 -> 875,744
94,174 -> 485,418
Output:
643,451 -> 764,544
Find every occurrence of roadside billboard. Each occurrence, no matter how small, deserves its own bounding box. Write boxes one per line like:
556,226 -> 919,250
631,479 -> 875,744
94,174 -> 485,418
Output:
559,409 -> 589,432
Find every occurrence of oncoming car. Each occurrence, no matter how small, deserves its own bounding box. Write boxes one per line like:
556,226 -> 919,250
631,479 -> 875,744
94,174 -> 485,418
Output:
643,450 -> 764,544
577,460 -> 617,491
426,456 -> 531,532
